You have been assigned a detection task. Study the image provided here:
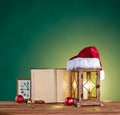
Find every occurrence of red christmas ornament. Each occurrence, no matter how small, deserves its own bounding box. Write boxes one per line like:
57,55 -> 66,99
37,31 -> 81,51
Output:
15,95 -> 24,103
65,97 -> 74,106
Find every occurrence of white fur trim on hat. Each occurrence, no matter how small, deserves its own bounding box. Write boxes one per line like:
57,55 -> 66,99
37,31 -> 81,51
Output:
100,70 -> 105,81
67,58 -> 101,70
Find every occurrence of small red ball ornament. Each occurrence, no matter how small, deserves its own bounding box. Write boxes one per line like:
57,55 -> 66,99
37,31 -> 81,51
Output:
65,97 -> 74,106
15,95 -> 24,103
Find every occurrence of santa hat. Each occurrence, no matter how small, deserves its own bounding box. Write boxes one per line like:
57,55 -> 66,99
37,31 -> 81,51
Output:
67,46 -> 105,81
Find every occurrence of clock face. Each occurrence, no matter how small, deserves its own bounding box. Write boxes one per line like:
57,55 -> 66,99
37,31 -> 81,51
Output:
17,79 -> 31,99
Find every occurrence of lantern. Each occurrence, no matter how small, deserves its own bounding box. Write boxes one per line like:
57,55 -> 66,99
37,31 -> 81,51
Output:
67,46 -> 104,107
70,68 -> 102,107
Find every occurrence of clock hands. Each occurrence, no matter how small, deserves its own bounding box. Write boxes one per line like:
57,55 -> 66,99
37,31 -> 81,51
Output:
21,91 -> 29,97
22,82 -> 30,90
20,88 -> 29,90
18,79 -> 30,99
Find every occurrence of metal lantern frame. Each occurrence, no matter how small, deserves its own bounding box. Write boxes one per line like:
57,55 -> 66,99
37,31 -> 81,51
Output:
70,68 -> 103,107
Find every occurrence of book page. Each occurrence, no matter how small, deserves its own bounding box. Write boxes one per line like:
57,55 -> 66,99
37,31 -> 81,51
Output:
31,69 -> 57,103
56,69 -> 71,102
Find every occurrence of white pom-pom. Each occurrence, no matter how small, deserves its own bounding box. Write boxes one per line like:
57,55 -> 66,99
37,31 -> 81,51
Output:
100,70 -> 105,81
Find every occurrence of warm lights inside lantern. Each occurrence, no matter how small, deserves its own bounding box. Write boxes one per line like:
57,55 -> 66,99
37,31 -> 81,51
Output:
71,71 -> 79,100
71,71 -> 97,100
83,71 -> 97,100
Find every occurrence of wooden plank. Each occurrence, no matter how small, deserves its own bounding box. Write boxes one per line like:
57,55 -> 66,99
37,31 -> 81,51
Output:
0,101 -> 120,115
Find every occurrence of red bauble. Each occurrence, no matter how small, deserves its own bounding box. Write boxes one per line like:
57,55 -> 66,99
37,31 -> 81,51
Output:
65,97 -> 74,106
15,95 -> 24,103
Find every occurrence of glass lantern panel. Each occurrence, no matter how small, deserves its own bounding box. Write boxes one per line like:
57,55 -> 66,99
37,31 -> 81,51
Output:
71,71 -> 79,100
83,71 -> 97,100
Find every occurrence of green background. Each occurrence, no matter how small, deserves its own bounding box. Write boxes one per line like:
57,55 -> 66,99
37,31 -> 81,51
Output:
0,0 -> 120,101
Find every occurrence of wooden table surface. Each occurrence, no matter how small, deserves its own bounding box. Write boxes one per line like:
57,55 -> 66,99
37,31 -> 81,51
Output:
0,101 -> 120,115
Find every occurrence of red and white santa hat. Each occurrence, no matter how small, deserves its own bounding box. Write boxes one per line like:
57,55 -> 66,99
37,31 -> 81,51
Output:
67,46 -> 105,80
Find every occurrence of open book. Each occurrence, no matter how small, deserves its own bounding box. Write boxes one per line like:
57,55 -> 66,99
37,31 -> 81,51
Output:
31,68 -> 71,103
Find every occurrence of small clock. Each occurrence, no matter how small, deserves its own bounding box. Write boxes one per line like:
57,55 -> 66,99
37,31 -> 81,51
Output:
17,78 -> 31,100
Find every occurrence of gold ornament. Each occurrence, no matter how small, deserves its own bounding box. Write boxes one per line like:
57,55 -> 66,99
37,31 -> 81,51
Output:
27,98 -> 35,105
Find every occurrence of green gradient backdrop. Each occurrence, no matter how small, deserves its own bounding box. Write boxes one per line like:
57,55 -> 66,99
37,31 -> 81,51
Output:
0,0 -> 120,101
